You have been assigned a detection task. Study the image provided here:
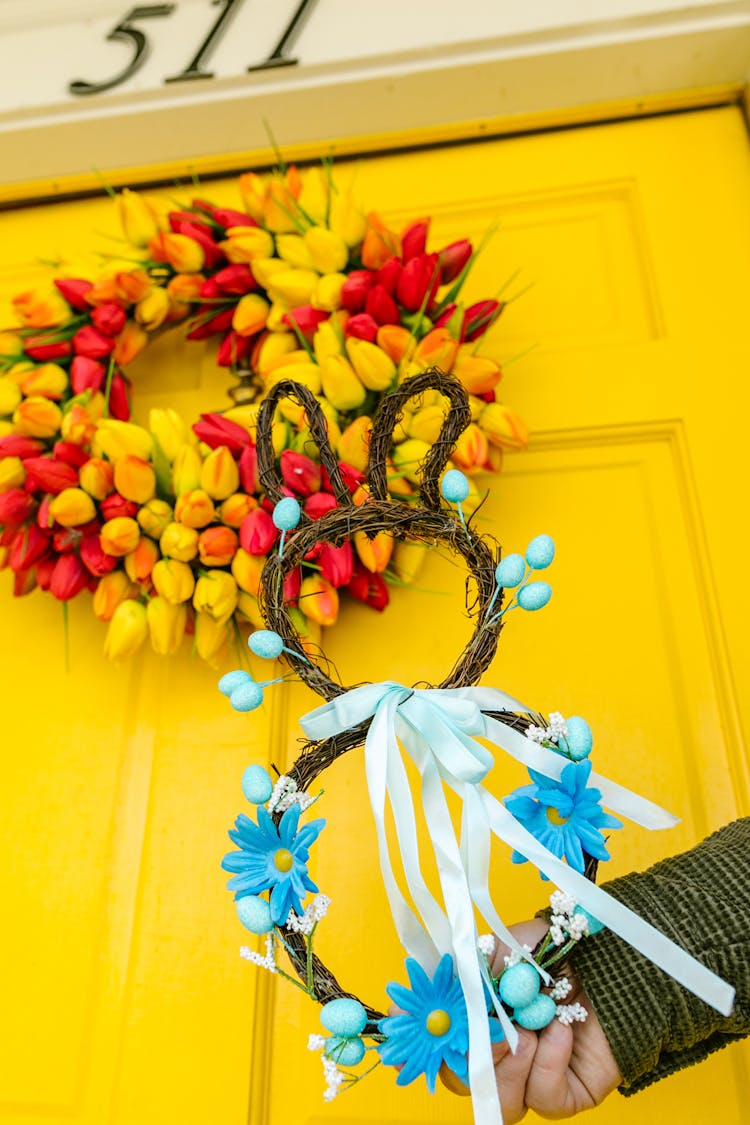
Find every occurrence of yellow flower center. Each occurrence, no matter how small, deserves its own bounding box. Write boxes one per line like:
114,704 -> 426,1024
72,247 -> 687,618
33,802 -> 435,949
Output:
426,1009 -> 451,1036
274,848 -> 294,872
546,807 -> 569,826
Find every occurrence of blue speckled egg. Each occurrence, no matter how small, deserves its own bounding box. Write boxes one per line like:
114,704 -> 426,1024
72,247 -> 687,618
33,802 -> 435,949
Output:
441,469 -> 470,503
273,496 -> 301,531
574,905 -> 605,934
517,581 -> 552,611
230,681 -> 264,712
248,629 -> 285,660
514,993 -> 557,1030
241,764 -> 273,804
320,998 -> 368,1038
499,962 -> 541,1009
495,553 -> 526,588
218,669 -> 251,697
324,1036 -> 366,1066
561,716 -> 593,761
236,895 -> 273,934
525,534 -> 555,570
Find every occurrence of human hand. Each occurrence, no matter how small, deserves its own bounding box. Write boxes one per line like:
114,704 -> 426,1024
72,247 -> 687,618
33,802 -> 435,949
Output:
490,919 -> 621,1119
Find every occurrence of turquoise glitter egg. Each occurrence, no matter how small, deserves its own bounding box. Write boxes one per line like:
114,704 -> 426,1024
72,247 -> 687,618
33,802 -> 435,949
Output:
562,716 -> 593,761
218,669 -> 251,697
273,496 -> 301,531
498,962 -> 541,1009
525,534 -> 555,570
241,764 -> 273,804
248,629 -> 285,660
517,581 -> 552,611
514,993 -> 557,1030
321,998 -> 368,1038
574,905 -> 605,935
441,469 -> 470,503
495,553 -> 526,588
324,1036 -> 366,1066
230,681 -> 264,712
236,895 -> 274,934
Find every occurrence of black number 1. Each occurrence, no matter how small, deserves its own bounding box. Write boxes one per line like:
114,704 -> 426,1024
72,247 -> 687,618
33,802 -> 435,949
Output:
164,0 -> 243,83
69,5 -> 175,96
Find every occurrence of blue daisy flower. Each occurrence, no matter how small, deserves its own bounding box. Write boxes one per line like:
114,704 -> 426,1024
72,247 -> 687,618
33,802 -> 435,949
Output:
221,803 -> 325,925
504,758 -> 621,874
378,954 -> 504,1093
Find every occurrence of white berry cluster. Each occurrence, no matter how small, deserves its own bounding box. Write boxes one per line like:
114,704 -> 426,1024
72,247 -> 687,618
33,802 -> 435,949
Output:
526,711 -> 568,745
477,933 -> 497,958
555,1002 -> 588,1026
239,934 -> 277,973
287,894 -> 331,935
321,1056 -> 345,1101
267,774 -> 314,814
548,890 -> 589,946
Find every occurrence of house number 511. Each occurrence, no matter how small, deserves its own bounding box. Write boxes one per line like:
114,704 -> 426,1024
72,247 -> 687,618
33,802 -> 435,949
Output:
68,0 -> 316,96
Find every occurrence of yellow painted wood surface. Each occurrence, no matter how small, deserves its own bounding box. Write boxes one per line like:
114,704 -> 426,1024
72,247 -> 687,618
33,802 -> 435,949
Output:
1,106 -> 749,1125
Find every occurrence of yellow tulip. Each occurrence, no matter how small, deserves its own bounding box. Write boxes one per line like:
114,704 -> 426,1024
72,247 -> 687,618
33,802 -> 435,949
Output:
312,273 -> 346,311
266,269 -> 319,307
299,574 -> 339,627
135,286 -> 171,330
313,320 -> 344,365
231,548 -> 264,596
151,557 -> 195,603
194,612 -> 228,663
376,325 -> 417,366
297,167 -> 329,223
146,596 -> 187,656
101,517 -> 141,557
219,227 -> 274,263
254,331 -> 297,374
93,571 -> 138,621
93,419 -> 153,462
452,423 -> 489,472
386,458 -> 414,498
391,438 -> 431,485
249,257 -> 287,289
0,456 -> 25,491
103,599 -> 148,661
276,233 -> 314,270
263,172 -> 302,233
407,404 -> 448,445
321,355 -> 366,411
114,455 -> 156,504
19,363 -> 68,400
49,487 -> 96,528
12,397 -> 62,439
346,338 -> 396,391
479,403 -> 528,450
266,363 -> 322,399
232,293 -> 270,337
149,231 -> 204,273
391,540 -> 428,584
0,378 -> 22,415
174,489 -> 216,528
238,172 -> 267,221
200,446 -> 239,500
118,188 -> 160,246
193,569 -> 238,625
137,497 -> 173,539
149,408 -> 187,461
236,591 -> 265,629
223,403 -> 260,438
160,521 -> 199,561
337,416 -> 372,473
0,332 -> 23,359
329,190 -> 367,246
303,227 -> 348,273
353,529 -> 394,574
266,302 -> 290,333
171,443 -> 203,494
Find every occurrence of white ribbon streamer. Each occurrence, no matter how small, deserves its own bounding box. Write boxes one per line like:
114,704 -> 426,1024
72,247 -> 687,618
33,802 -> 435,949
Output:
301,682 -> 734,1125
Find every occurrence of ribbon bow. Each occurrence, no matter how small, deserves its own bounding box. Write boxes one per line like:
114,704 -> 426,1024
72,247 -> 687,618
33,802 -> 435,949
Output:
301,683 -> 734,1125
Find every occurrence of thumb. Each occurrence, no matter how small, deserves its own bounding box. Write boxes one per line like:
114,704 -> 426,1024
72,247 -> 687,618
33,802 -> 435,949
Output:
525,1016 -> 577,1117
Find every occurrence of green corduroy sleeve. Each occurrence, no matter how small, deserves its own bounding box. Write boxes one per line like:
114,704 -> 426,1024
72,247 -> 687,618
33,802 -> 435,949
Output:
568,818 -> 750,1095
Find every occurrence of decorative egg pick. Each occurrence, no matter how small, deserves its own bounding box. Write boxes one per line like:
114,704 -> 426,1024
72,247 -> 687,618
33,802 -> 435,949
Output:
242,764 -> 274,804
440,469 -> 470,529
273,496 -> 302,558
249,628 -> 310,666
220,673 -> 285,713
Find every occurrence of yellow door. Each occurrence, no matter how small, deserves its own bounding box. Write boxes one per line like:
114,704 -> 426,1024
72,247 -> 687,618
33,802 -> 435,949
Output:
1,104 -> 748,1125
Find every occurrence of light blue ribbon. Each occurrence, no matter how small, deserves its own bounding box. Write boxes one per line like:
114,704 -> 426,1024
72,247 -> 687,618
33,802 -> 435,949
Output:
301,682 -> 734,1125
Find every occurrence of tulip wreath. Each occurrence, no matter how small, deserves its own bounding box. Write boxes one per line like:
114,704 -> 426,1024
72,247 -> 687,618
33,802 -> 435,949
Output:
0,164 -> 527,662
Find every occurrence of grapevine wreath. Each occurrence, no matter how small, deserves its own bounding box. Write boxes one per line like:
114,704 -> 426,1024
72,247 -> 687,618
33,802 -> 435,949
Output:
219,372 -> 734,1125
0,165 -> 526,662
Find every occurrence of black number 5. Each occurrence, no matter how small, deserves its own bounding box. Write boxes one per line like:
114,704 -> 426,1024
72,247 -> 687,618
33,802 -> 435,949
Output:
69,5 -> 175,96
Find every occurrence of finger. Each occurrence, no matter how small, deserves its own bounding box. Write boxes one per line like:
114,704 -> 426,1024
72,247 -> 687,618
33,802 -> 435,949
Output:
525,1017 -> 577,1117
438,1037 -> 510,1097
493,1027 -> 537,1124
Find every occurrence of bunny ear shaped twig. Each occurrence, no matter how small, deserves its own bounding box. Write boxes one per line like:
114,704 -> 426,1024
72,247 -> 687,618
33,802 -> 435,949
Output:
368,367 -> 472,508
256,379 -> 353,508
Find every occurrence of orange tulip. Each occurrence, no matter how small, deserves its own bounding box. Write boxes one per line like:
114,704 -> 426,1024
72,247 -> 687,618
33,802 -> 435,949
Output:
18,363 -> 68,400
219,492 -> 256,528
149,231 -> 204,273
232,293 -> 270,337
198,525 -> 239,567
479,402 -> 528,450
13,397 -> 62,439
299,574 -> 339,627
238,172 -> 267,221
337,415 -> 372,473
451,423 -> 489,472
113,320 -> 148,365
93,571 -> 139,621
219,227 -> 275,263
263,168 -> 302,233
376,324 -> 417,366
174,489 -> 216,529
353,529 -> 394,574
78,457 -> 112,500
12,287 -> 70,328
124,536 -> 160,583
114,455 -> 156,504
61,403 -> 98,447
165,273 -> 205,321
451,354 -> 502,396
412,327 -> 460,372
101,516 -> 141,557
361,212 -> 401,269
115,269 -> 153,304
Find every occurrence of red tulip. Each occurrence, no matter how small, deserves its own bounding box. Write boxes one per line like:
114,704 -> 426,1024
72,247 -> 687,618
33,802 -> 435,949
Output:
73,325 -> 116,358
432,303 -> 458,330
317,540 -> 353,587
341,270 -> 375,313
216,330 -> 253,368
193,412 -> 250,454
214,264 -> 258,294
239,507 -> 278,555
280,450 -> 321,497
54,278 -> 93,310
100,493 -> 138,521
80,533 -> 118,576
53,441 -> 89,468
175,219 -> 225,268
365,285 -> 400,326
346,559 -> 389,611
49,553 -> 89,600
22,457 -> 78,494
185,307 -> 235,340
401,220 -> 430,261
282,305 -> 328,339
303,492 -> 337,520
24,334 -> 72,361
320,462 -> 365,494
438,240 -> 472,284
200,203 -> 258,230
36,495 -> 53,529
107,372 -> 131,421
284,566 -> 301,605
0,435 -> 44,459
9,524 -> 51,570
376,257 -> 402,295
344,313 -> 379,342
0,489 -> 34,525
13,568 -> 37,597
396,253 -> 441,312
36,555 -> 56,590
199,278 -> 221,300
238,443 -> 259,492
463,299 -> 504,342
70,355 -> 106,394
91,302 -> 127,337
169,210 -> 214,238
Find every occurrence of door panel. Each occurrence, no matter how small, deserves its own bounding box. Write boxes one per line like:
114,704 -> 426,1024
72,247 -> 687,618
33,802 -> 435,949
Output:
0,106 -> 748,1125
